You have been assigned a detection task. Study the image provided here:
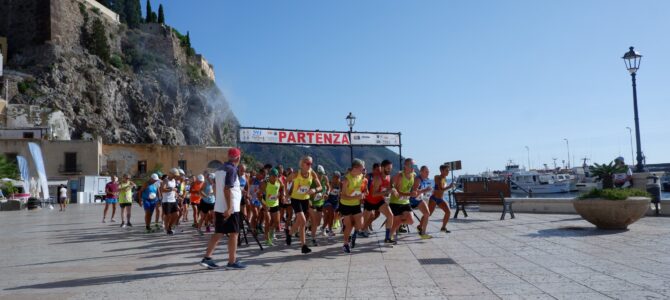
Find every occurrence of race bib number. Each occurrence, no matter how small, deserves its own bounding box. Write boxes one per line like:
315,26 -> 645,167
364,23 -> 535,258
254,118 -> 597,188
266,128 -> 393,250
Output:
352,191 -> 362,197
314,193 -> 323,201
330,189 -> 340,196
399,196 -> 410,201
298,186 -> 309,194
269,195 -> 278,201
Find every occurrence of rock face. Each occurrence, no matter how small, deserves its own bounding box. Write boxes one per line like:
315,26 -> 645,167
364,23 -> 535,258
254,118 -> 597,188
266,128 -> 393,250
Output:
0,0 -> 239,146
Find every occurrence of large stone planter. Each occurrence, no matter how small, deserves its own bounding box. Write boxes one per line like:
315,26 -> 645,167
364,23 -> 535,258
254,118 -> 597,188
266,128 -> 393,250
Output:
573,197 -> 651,229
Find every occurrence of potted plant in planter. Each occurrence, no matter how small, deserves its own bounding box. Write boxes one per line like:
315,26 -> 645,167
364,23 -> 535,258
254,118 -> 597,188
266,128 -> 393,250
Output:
573,162 -> 651,229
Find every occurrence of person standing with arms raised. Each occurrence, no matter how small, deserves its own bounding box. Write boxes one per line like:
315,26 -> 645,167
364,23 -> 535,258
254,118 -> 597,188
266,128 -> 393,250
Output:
200,148 -> 246,269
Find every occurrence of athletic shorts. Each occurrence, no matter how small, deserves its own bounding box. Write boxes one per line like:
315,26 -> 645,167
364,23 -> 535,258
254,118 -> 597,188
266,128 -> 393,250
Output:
339,204 -> 362,216
143,199 -> 157,211
311,204 -> 323,212
119,203 -> 132,208
324,196 -> 339,209
105,198 -> 118,204
215,212 -> 240,234
162,202 -> 179,214
199,202 -> 214,214
430,196 -> 445,205
183,197 -> 190,205
280,201 -> 291,208
364,201 -> 384,211
291,199 -> 309,213
268,206 -> 280,213
390,203 -> 412,216
410,198 -> 423,209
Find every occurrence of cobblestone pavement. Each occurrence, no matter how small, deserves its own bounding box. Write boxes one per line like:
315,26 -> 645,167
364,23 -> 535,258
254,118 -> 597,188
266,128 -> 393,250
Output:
1,204 -> 669,299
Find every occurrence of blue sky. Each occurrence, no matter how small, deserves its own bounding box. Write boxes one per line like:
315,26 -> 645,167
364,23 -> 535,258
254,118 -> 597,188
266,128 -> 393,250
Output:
151,0 -> 669,174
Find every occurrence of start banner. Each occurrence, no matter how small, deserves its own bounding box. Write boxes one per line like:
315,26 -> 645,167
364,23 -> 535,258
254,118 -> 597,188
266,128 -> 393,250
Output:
239,128 -> 400,146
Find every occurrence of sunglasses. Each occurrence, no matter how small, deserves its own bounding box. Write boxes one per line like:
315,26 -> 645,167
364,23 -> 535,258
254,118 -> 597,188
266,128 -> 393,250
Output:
304,162 -> 313,166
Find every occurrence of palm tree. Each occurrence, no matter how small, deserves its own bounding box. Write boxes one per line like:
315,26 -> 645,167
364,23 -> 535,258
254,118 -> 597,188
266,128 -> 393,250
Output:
589,162 -> 627,189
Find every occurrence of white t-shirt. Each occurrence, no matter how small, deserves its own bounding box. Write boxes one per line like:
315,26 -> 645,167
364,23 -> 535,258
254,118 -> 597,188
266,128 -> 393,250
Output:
59,187 -> 67,198
214,170 -> 242,213
163,179 -> 177,203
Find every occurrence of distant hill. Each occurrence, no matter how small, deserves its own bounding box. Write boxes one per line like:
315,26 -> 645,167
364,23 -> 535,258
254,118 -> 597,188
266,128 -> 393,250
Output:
240,144 -> 402,173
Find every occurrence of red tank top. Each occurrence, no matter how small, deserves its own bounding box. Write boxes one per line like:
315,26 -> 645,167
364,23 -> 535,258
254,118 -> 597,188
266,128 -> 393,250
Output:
366,174 -> 390,204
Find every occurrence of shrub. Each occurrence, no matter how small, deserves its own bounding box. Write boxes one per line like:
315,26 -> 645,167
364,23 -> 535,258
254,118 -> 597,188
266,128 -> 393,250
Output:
578,188 -> 650,200
110,54 -> 123,68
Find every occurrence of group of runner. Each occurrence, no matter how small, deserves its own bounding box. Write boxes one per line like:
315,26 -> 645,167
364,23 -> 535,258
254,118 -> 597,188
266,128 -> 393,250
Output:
100,147 -> 456,270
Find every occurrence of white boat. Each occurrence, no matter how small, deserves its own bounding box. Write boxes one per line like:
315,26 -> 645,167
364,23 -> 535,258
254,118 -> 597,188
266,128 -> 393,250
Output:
510,171 -> 571,194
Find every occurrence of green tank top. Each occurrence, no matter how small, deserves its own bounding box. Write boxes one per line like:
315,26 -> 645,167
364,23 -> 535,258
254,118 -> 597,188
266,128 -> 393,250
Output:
340,173 -> 364,206
264,180 -> 280,208
310,177 -> 325,207
390,172 -> 414,205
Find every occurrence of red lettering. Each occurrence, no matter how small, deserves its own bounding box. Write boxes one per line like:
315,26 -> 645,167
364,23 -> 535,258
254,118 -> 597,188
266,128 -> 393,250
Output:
297,132 -> 306,144
306,132 -> 315,144
342,134 -> 350,145
316,133 -> 323,144
279,131 -> 287,143
333,133 -> 341,145
324,133 -> 332,144
287,132 -> 296,143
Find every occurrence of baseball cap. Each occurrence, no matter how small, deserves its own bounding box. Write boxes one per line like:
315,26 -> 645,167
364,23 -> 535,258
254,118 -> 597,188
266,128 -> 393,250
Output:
269,168 -> 279,176
317,165 -> 325,174
197,174 -> 205,181
228,147 -> 241,159
150,173 -> 159,181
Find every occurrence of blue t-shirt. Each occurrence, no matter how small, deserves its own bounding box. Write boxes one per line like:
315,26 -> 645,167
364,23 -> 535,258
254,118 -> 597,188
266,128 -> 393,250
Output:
202,182 -> 215,204
410,176 -> 432,201
222,162 -> 238,188
142,182 -> 158,201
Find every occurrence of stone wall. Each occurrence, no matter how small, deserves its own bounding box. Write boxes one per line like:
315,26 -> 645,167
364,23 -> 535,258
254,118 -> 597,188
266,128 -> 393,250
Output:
0,0 -> 52,61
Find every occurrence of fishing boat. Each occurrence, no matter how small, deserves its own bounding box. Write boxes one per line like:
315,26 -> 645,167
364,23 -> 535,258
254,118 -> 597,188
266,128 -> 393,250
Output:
510,171 -> 571,194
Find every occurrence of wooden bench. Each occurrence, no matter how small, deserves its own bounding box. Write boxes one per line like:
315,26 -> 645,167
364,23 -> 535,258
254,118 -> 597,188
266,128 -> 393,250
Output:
453,192 -> 515,220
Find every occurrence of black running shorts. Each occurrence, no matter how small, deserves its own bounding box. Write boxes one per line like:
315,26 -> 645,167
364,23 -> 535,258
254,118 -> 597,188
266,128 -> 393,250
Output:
291,199 -> 309,213
389,203 -> 412,216
215,212 -> 240,234
339,204 -> 362,216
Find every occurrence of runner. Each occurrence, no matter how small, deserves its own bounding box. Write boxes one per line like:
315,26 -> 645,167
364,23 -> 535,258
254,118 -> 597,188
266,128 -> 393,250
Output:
389,158 -> 417,242
57,184 -> 68,212
259,168 -> 284,246
139,173 -> 160,233
339,159 -> 367,253
162,169 -> 180,235
280,167 -> 294,232
410,166 -> 433,239
197,173 -> 216,235
308,165 -> 330,245
249,168 -> 266,234
102,176 -> 119,223
363,159 -> 396,243
429,164 -> 455,233
323,171 -> 341,237
190,175 -> 205,228
285,156 -> 322,254
200,148 -> 246,270
118,174 -> 137,228
178,170 -> 188,224
154,174 -> 166,230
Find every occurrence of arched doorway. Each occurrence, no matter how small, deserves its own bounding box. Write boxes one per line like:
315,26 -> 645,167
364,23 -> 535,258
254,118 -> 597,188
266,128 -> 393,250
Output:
207,160 -> 225,170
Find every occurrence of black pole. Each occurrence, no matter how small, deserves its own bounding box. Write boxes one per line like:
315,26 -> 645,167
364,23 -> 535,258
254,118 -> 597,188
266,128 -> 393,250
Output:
349,127 -> 353,165
631,72 -> 644,172
398,133 -> 402,168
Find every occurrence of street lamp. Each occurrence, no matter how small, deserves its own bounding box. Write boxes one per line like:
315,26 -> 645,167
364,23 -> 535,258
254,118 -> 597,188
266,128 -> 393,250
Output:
622,46 -> 645,172
345,112 -> 356,164
524,146 -> 530,170
625,127 -> 634,166
563,138 -> 570,169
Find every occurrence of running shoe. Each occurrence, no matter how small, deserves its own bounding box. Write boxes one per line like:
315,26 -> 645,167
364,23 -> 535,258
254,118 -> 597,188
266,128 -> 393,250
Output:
351,233 -> 357,249
127,222 -> 133,227
285,228 -> 292,246
417,225 -> 423,235
311,239 -> 318,247
440,227 -> 451,233
320,228 -> 326,237
110,219 -> 116,223
120,222 -> 126,228
206,226 -> 211,233
265,240 -> 274,247
328,230 -> 336,237
197,229 -> 204,236
301,245 -> 312,254
333,219 -> 341,229
420,234 -> 433,240
145,228 -> 152,234
384,238 -> 397,245
399,225 -> 407,233
342,244 -> 351,253
200,258 -> 219,269
226,262 -> 247,270
360,231 -> 370,238
167,230 -> 175,235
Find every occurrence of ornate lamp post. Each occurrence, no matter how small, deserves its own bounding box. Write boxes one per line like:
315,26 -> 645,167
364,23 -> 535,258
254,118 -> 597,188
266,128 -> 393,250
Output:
345,112 -> 356,164
622,47 -> 645,172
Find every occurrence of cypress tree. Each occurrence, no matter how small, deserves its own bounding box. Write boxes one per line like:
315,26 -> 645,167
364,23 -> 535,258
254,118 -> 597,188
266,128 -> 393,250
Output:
151,12 -> 158,23
145,0 -> 153,23
186,31 -> 191,48
112,0 -> 127,24
125,0 -> 142,28
157,4 -> 165,24
88,18 -> 110,62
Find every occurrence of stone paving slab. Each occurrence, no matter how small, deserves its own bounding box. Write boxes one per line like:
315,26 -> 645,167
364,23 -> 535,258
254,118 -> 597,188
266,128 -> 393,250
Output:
1,205 -> 670,299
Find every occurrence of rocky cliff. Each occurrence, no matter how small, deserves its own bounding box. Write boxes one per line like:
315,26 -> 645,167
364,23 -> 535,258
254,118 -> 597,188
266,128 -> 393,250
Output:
0,0 -> 238,145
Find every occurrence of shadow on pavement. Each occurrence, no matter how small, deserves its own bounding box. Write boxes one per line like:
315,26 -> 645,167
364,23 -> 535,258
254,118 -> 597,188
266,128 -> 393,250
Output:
524,226 -> 629,238
4,270 -> 208,290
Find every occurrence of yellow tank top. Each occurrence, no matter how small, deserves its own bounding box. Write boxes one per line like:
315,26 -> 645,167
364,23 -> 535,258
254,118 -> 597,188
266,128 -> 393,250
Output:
340,173 -> 364,206
290,171 -> 313,200
390,172 -> 414,205
263,180 -> 280,208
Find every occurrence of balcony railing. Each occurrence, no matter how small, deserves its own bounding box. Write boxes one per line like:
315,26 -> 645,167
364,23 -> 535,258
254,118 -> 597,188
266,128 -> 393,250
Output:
59,164 -> 83,175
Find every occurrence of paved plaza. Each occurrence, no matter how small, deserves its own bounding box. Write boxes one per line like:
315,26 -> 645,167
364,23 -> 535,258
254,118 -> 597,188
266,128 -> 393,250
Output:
1,205 -> 669,299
